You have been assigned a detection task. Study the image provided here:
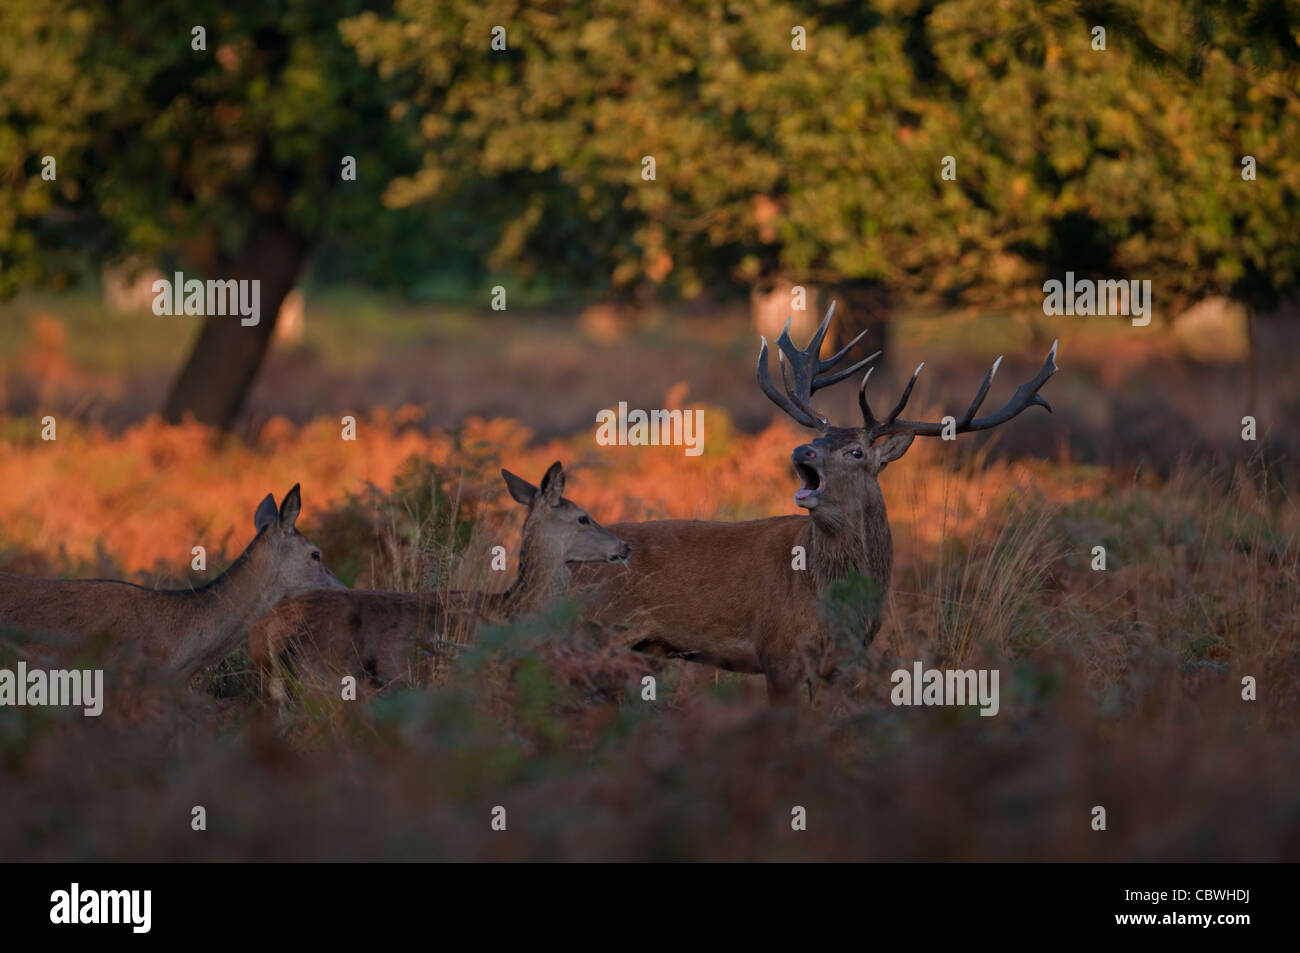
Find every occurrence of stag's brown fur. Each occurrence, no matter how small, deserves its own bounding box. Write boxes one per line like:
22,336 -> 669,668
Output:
574,428 -> 911,703
573,302 -> 1057,704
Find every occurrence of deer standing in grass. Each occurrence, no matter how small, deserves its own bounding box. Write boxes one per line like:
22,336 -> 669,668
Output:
0,485 -> 344,681
248,462 -> 629,706
573,303 -> 1059,703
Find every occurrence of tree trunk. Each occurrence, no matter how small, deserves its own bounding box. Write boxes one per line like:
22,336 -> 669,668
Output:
1245,305 -> 1257,420
831,280 -> 892,369
162,221 -> 305,431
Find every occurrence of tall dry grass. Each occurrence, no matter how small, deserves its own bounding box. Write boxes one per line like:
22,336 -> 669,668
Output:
1,407 -> 1297,859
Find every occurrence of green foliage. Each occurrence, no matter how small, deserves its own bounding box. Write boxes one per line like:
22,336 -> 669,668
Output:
0,0 -> 426,291
345,0 -> 1300,312
2,0 -> 1296,313
0,2 -> 120,294
922,0 -> 1300,312
817,572 -> 886,643
309,456 -> 477,592
811,571 -> 885,686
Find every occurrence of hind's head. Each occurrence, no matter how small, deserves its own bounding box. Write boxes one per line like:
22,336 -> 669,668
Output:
252,484 -> 347,596
502,462 -> 630,565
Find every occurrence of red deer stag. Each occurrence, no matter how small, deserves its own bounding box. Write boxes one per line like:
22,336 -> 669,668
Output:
574,303 -> 1058,703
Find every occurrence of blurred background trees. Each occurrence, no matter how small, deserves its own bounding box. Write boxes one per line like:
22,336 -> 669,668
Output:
1,0 -> 424,429
1,0 -> 1296,429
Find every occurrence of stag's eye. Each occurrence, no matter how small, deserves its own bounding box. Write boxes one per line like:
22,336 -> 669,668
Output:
311,551 -> 322,562
578,515 -> 590,525
849,447 -> 863,459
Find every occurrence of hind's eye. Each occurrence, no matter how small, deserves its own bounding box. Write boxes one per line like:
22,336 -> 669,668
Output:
578,515 -> 590,525
311,551 -> 322,562
850,448 -> 863,458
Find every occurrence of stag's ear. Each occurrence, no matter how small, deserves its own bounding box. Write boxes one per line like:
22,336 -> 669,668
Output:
502,468 -> 538,506
254,494 -> 278,534
278,484 -> 302,531
539,461 -> 565,507
873,433 -> 915,470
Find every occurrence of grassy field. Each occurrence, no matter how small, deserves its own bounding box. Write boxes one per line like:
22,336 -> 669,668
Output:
0,289 -> 1296,860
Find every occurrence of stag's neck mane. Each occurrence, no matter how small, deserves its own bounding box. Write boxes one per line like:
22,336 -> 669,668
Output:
803,500 -> 893,595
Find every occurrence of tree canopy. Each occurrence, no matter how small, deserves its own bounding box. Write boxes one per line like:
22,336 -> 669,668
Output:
347,0 -> 1300,314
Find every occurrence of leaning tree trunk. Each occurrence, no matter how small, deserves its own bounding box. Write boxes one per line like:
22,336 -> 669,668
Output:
163,220 -> 305,431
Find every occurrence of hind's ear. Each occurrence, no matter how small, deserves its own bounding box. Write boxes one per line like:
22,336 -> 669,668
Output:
539,461 -> 565,507
254,494 -> 278,533
502,468 -> 538,506
872,433 -> 915,470
278,484 -> 301,530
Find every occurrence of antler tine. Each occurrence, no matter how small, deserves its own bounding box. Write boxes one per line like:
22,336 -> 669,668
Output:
1019,338 -> 1060,414
858,366 -> 880,431
817,324 -> 869,374
815,340 -> 881,389
804,299 -> 834,361
756,298 -> 880,431
776,301 -> 863,393
779,350 -> 826,426
879,363 -> 925,431
958,355 -> 1002,427
778,343 -> 797,393
867,340 -> 1060,439
757,336 -> 820,429
775,321 -> 817,411
857,360 -> 923,431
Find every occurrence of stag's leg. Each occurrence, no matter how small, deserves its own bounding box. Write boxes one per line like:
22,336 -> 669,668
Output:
758,633 -> 810,706
763,659 -> 803,706
764,672 -> 801,705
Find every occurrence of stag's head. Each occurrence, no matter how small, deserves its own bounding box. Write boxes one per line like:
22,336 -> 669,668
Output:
757,302 -> 1058,527
252,484 -> 347,594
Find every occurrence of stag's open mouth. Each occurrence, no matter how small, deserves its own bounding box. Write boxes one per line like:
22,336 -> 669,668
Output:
794,461 -> 823,508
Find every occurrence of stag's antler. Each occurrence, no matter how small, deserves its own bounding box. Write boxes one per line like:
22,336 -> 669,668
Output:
756,300 -> 881,430
859,340 -> 1059,439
